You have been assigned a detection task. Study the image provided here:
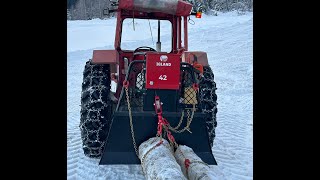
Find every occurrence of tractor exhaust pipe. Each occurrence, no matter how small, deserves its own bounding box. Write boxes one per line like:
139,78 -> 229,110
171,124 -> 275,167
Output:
156,20 -> 161,52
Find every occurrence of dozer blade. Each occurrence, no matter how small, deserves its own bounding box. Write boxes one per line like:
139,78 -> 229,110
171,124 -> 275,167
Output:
99,111 -> 217,165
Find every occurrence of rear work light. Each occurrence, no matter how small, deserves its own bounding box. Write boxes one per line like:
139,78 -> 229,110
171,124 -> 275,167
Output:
196,12 -> 202,18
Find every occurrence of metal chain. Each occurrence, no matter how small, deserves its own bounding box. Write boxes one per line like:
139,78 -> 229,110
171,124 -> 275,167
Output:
79,62 -> 110,157
140,139 -> 172,171
168,100 -> 196,134
199,67 -> 218,147
124,86 -> 139,157
123,85 -> 150,178
199,67 -> 217,105
176,146 -> 209,178
169,109 -> 185,130
140,138 -> 158,165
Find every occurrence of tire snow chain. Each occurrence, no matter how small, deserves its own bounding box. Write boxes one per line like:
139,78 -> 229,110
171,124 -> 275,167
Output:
79,64 -> 110,157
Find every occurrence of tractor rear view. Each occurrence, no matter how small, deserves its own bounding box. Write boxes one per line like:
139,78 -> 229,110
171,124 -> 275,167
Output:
79,0 -> 218,165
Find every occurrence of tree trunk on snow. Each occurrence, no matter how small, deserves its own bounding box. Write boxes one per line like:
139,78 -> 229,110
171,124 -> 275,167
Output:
174,145 -> 226,180
138,137 -> 187,180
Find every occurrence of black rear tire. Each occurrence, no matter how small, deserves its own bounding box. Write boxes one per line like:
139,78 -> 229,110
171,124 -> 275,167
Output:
79,60 -> 113,158
199,66 -> 218,148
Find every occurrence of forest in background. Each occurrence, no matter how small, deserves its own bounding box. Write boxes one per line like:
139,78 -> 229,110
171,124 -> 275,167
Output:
67,0 -> 253,20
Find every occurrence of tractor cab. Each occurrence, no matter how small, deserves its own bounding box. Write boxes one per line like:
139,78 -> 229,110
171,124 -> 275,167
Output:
95,0 -> 205,97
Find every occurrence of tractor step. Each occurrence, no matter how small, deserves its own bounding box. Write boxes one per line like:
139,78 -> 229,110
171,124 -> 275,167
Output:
99,111 -> 217,165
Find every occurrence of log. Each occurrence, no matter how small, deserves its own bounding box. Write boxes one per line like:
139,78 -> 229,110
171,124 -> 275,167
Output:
138,137 -> 187,180
174,145 -> 223,180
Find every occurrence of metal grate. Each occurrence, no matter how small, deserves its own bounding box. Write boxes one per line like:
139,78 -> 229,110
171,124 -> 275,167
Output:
118,61 -> 145,111
179,65 -> 199,109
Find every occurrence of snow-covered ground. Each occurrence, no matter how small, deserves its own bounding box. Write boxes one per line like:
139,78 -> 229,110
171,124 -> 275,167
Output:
67,11 -> 253,180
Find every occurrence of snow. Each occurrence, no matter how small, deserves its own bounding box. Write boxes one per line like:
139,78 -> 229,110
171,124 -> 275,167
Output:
67,11 -> 253,180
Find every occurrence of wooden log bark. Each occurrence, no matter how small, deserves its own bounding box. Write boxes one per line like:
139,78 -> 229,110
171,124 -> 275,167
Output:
174,145 -> 218,180
138,137 -> 187,180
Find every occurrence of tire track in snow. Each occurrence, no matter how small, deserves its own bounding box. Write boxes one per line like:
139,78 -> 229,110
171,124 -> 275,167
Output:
67,128 -> 81,180
67,126 -> 146,180
213,138 -> 252,179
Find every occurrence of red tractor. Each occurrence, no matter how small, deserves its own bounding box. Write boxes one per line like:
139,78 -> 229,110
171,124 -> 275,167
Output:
79,0 -> 218,165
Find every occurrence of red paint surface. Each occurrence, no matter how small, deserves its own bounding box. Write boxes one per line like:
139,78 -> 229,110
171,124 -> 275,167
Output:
92,50 -> 118,64
145,53 -> 181,90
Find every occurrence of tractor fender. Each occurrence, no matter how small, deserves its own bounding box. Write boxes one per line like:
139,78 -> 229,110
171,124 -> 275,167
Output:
181,51 -> 209,66
92,50 -> 118,73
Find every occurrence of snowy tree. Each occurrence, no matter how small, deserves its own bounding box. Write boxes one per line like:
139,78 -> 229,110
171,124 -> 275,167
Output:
68,0 -> 111,20
67,9 -> 71,20
67,0 -> 253,20
188,0 -> 253,15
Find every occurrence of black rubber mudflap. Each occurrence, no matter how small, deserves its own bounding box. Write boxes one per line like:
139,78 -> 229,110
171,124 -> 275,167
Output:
99,111 -> 217,165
